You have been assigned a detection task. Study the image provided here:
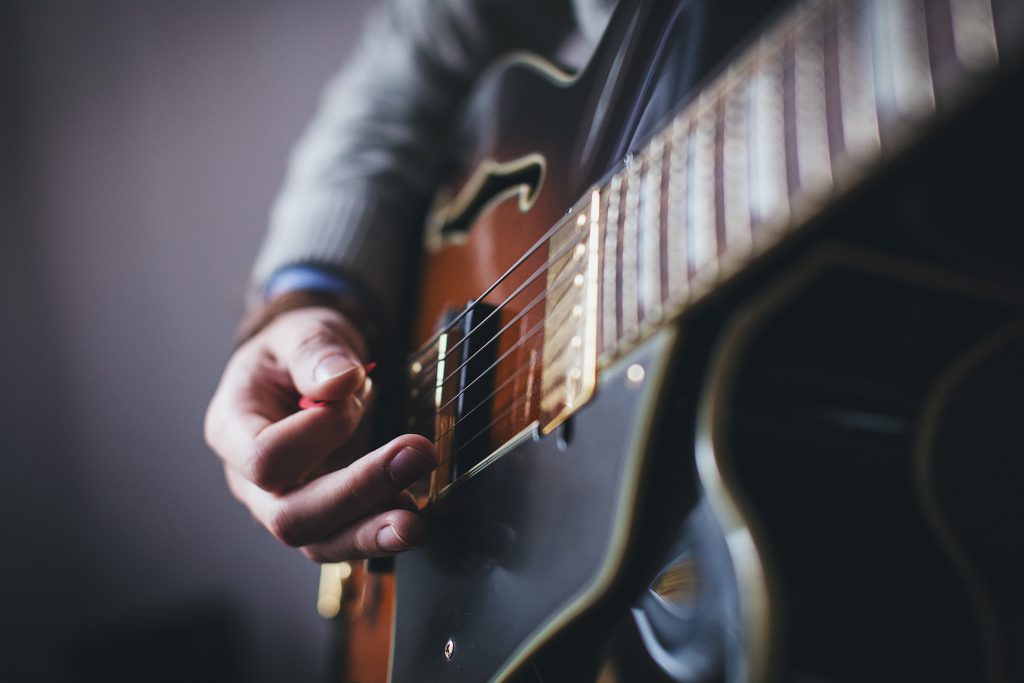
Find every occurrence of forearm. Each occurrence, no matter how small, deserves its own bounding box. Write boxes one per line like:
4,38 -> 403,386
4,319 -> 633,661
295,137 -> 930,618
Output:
250,0 -> 575,330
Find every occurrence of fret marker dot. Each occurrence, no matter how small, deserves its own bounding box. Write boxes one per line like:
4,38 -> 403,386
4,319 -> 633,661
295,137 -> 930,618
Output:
573,273 -> 585,287
626,364 -> 646,387
574,243 -> 587,260
576,214 -> 587,227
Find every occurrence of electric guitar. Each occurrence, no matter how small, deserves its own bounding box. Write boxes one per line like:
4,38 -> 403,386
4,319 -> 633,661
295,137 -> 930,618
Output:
324,0 -> 1024,680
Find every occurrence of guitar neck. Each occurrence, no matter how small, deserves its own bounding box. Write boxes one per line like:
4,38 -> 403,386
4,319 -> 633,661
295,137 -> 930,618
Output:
403,0 -> 1012,492
540,0 -> 1007,431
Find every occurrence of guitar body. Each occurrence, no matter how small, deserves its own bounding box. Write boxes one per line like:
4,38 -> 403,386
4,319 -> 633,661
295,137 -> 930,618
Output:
337,0 -> 1024,681
396,3 -> 751,681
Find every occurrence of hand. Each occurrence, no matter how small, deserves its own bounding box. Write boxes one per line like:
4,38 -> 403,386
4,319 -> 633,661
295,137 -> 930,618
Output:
204,305 -> 437,562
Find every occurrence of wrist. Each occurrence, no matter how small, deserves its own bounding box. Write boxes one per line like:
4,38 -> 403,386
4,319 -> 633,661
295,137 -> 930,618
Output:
236,288 -> 379,357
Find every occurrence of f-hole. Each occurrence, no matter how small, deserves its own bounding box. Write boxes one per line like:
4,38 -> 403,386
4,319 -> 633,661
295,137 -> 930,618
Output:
427,154 -> 545,251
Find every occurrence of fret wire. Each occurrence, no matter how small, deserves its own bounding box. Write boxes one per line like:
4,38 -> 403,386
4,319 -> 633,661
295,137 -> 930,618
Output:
621,158 -> 641,339
688,99 -> 718,285
713,96 -> 727,261
950,0 -> 998,71
795,4 -> 834,198
640,138 -> 665,324
749,35 -> 791,235
666,115 -> 690,306
822,2 -> 844,163
722,69 -> 753,260
614,172 -> 627,344
837,1 -> 881,165
601,174 -> 621,358
870,0 -> 935,130
595,184 -> 607,361
657,130 -> 672,310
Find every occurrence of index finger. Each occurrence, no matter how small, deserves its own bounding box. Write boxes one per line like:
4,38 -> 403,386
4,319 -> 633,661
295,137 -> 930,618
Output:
205,346 -> 366,492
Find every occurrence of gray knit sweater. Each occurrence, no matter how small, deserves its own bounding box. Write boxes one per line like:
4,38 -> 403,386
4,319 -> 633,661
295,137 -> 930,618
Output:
250,0 -> 615,325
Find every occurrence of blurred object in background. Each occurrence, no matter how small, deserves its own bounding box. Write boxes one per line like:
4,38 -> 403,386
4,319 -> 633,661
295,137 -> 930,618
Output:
0,1 -> 373,681
63,598 -> 242,683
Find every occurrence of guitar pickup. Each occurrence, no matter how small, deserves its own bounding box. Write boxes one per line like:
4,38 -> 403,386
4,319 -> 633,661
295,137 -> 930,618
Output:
430,301 -> 501,500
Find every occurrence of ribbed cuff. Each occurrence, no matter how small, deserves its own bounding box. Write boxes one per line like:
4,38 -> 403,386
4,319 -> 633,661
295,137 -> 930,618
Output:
250,187 -> 414,326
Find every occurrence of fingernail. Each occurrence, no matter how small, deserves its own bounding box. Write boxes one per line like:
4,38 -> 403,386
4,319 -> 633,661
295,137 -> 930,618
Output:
376,525 -> 410,553
314,354 -> 357,384
387,446 -> 436,486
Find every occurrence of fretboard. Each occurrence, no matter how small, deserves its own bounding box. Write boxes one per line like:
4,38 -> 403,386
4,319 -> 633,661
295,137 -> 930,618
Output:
539,0 -> 1010,432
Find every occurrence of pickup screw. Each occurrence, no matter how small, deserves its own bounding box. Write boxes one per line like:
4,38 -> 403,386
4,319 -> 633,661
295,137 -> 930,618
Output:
626,364 -> 646,387
444,639 -> 455,661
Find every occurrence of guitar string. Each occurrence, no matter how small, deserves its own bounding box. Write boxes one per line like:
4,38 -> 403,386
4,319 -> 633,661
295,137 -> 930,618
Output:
431,263 -> 595,424
407,205 -> 592,366
404,0 -> 819,377
432,323 -> 581,456
426,358 -> 534,445
405,264 -> 584,453
424,248 -> 584,407
419,293 -> 583,460
417,1 -> 868,483
428,279 -> 558,417
439,384 -> 535,472
422,289 -> 583,447
406,227 -> 588,392
406,225 -> 587,391
430,314 -> 547,421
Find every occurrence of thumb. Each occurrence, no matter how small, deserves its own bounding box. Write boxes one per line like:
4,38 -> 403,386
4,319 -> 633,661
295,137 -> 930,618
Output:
269,309 -> 369,401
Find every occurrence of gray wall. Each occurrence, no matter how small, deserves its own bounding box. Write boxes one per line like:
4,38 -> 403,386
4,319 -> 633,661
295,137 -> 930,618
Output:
1,1 -> 374,680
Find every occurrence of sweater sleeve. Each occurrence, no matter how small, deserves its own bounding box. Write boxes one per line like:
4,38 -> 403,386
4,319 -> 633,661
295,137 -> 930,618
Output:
250,0 -> 576,329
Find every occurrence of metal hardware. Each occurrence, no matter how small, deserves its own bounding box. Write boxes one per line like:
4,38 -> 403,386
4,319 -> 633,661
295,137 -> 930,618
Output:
444,638 -> 455,661
541,191 -> 602,434
428,332 -> 455,505
316,561 -> 353,619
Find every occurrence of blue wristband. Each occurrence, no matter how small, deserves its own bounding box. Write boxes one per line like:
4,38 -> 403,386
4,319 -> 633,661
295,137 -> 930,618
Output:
264,265 -> 365,302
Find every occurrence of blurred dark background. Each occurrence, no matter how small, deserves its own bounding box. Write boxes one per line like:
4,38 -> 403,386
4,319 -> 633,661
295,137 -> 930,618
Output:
0,1 -> 374,680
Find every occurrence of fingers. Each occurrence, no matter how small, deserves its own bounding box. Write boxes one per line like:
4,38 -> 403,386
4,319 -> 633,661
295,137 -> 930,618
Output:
265,308 -> 369,401
205,305 -> 435,563
226,434 -> 437,557
204,306 -> 373,492
206,353 -> 366,492
301,509 -> 427,562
